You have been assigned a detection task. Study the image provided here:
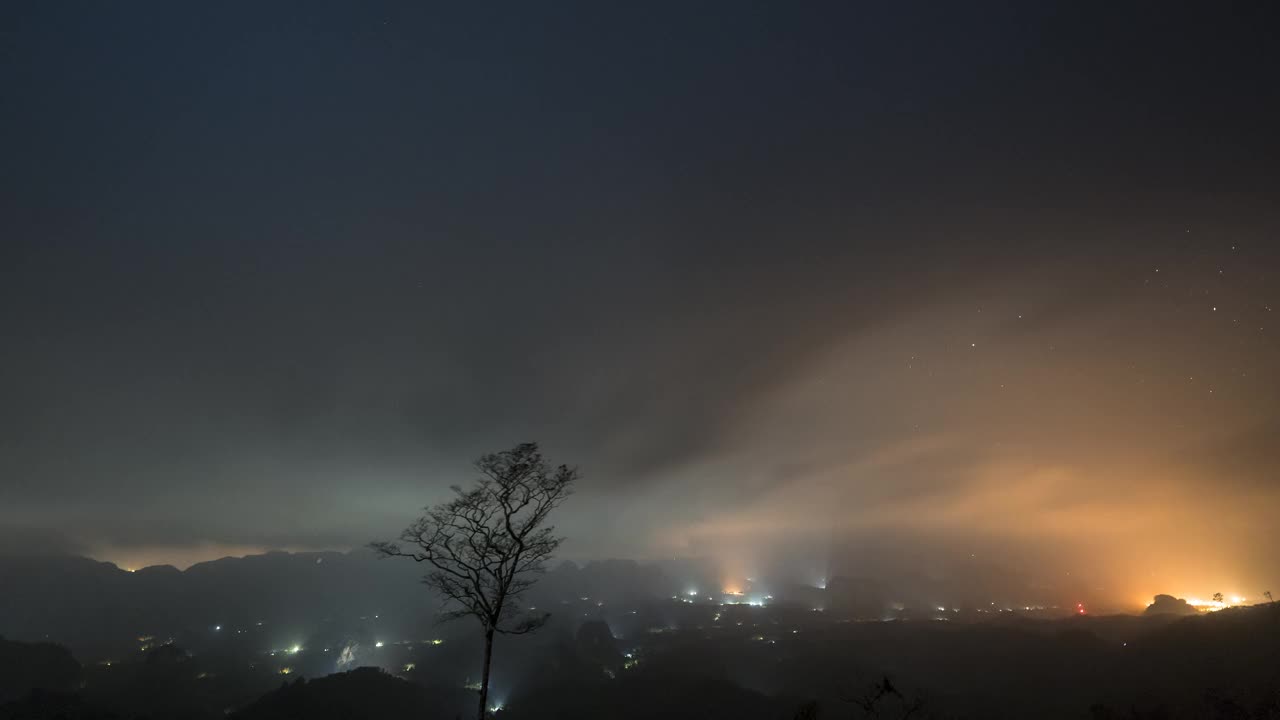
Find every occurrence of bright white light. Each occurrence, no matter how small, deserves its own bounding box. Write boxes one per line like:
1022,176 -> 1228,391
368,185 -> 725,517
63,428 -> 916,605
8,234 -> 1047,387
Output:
686,588 -> 699,597
489,701 -> 505,713
289,645 -> 301,654
375,641 -> 385,648
214,625 -> 221,631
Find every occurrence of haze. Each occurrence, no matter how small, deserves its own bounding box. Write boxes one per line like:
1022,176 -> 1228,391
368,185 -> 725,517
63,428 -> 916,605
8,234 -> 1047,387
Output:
3,2 -> 1278,612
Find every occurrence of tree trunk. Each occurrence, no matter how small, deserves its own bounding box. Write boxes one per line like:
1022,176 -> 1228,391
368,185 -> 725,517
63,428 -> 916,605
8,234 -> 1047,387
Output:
477,626 -> 495,720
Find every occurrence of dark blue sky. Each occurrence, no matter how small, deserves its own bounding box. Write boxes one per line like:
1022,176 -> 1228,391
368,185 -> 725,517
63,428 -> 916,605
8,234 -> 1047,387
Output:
2,1 -> 1278,600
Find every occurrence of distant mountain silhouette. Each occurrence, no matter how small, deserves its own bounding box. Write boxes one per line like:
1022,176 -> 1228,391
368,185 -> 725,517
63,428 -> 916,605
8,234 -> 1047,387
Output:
0,551 -> 431,659
0,552 -> 684,662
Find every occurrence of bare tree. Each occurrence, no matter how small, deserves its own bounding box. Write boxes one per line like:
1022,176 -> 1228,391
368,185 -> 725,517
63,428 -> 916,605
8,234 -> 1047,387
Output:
372,442 -> 576,720
843,675 -> 924,720
1265,591 -> 1273,604
1212,592 -> 1224,605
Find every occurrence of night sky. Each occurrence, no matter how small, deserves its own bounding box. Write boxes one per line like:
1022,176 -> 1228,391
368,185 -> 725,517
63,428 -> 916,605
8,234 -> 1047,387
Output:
2,2 -> 1278,604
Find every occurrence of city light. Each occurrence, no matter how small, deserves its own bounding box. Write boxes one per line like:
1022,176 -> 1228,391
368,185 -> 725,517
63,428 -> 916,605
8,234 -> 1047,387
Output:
9,10 -> 1276,720
1183,596 -> 1242,612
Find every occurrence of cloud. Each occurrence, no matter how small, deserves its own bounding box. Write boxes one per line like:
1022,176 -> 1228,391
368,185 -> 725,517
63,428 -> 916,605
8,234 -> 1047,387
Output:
0,526 -> 85,558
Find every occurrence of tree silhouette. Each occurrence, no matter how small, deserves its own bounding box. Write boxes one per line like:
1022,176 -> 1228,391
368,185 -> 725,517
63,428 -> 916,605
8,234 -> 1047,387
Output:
372,442 -> 576,719
1265,591 -> 1273,604
1212,592 -> 1224,605
844,675 -> 924,720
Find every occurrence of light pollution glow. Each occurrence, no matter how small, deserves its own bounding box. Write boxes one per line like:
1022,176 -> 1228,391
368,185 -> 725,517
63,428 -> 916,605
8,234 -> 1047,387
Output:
72,272 -> 1280,609
3,0 -> 1278,625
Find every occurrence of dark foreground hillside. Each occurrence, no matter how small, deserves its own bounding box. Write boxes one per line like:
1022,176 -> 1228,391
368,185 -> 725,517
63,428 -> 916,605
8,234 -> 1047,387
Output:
0,637 -> 80,705
230,668 -> 473,720
3,604 -> 1278,720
